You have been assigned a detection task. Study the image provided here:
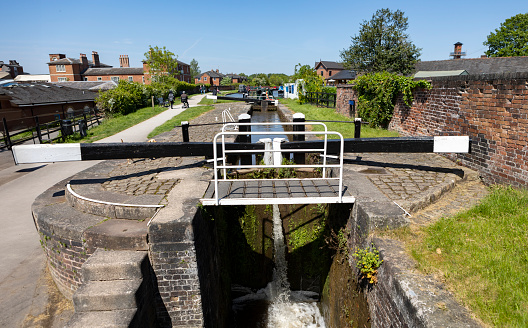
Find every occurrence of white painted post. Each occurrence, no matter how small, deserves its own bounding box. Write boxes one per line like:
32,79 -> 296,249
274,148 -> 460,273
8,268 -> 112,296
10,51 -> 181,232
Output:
273,138 -> 285,166
258,138 -> 273,165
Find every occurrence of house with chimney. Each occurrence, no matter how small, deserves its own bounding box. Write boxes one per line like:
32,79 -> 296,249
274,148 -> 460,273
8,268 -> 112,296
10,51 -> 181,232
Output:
194,69 -> 225,86
314,61 -> 345,80
47,51 -> 191,84
0,60 -> 25,80
415,42 -> 528,77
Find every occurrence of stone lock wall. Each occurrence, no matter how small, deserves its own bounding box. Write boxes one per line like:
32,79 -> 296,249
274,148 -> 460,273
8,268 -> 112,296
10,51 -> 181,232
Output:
389,73 -> 528,188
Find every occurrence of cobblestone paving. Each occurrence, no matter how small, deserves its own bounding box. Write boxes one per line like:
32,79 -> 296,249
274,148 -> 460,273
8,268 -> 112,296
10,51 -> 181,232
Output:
101,103 -> 251,196
344,153 -> 489,216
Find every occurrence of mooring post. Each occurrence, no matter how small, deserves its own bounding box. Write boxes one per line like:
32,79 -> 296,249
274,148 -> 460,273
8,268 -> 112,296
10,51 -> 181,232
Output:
238,113 -> 252,165
293,113 -> 305,164
181,121 -> 189,142
354,118 -> 361,139
258,138 -> 273,165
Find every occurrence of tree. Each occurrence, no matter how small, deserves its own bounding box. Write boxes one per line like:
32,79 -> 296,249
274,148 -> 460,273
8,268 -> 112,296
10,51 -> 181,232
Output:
190,58 -> 201,79
484,13 -> 528,57
292,64 -> 325,103
340,8 -> 421,75
220,76 -> 232,86
143,45 -> 180,82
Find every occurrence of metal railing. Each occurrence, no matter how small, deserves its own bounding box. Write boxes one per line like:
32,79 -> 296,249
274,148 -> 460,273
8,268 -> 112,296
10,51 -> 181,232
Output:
210,122 -> 345,205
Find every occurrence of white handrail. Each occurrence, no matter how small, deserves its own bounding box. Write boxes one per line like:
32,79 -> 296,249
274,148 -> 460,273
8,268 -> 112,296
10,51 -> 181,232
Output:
211,122 -> 345,205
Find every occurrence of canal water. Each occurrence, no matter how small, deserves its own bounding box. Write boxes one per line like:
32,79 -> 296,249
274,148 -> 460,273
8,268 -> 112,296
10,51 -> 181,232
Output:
230,102 -> 326,327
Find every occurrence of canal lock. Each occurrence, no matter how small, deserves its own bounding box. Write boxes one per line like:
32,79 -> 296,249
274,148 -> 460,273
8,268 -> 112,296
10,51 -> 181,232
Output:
198,106 -> 371,327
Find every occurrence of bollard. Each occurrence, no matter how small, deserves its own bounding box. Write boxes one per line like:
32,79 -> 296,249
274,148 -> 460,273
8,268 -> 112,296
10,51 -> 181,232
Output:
258,138 -> 273,165
181,121 -> 189,142
273,138 -> 285,166
293,113 -> 305,164
238,114 -> 251,165
354,118 -> 361,139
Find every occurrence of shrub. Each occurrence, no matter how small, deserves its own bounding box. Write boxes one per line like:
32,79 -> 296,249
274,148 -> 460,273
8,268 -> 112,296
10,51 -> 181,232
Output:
351,72 -> 431,128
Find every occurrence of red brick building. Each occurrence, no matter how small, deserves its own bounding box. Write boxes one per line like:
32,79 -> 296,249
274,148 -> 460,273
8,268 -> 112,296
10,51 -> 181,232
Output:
0,60 -> 24,80
47,52 -> 191,84
314,61 -> 345,80
195,69 -> 225,86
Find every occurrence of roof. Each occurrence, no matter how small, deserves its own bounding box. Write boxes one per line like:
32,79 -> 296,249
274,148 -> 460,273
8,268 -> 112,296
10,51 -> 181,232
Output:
315,61 -> 344,70
14,74 -> 51,82
415,57 -> 528,75
47,57 -> 112,68
0,83 -> 97,107
83,67 -> 144,76
0,72 -> 11,80
52,81 -> 118,91
200,70 -> 225,78
226,73 -> 247,80
327,70 -> 356,80
414,70 -> 468,78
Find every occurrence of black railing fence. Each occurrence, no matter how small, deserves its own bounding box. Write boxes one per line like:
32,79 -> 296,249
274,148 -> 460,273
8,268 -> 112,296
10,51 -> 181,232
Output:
1,108 -> 102,150
304,92 -> 337,108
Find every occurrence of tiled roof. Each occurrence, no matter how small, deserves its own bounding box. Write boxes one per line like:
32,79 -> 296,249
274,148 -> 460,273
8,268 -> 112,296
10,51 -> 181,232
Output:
0,83 -> 97,106
415,57 -> 528,75
199,70 -> 225,78
47,58 -> 112,68
327,70 -> 356,80
52,81 -> 118,90
315,61 -> 344,70
83,67 -> 144,76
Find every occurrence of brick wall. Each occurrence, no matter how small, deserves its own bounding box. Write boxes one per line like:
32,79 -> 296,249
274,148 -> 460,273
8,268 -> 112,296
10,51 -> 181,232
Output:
335,84 -> 358,117
389,73 -> 528,187
38,229 -> 92,299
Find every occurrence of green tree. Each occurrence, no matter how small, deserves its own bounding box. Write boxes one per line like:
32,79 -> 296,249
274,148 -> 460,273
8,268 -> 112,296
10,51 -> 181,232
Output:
340,8 -> 421,75
190,58 -> 201,79
220,76 -> 232,86
292,64 -> 324,103
484,13 -> 528,57
143,45 -> 180,82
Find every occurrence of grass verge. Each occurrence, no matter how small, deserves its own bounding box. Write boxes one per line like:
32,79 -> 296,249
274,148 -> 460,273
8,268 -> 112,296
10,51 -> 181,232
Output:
279,98 -> 399,138
63,105 -> 168,143
148,105 -> 215,139
391,185 -> 528,327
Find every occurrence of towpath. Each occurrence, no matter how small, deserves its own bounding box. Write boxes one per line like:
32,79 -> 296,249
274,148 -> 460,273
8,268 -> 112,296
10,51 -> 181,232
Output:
0,94 -> 205,328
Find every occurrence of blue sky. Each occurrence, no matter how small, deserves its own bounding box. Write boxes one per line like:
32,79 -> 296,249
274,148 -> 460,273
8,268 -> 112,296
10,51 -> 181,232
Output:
3,0 -> 527,75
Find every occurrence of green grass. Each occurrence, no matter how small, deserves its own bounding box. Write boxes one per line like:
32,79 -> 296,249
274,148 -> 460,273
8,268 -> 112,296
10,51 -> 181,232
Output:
147,105 -> 215,139
63,105 -> 168,143
279,98 -> 399,138
403,186 -> 528,327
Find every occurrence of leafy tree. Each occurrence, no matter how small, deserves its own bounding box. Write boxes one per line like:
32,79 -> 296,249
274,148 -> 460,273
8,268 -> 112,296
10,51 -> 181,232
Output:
190,58 -> 201,79
143,45 -> 180,82
292,64 -> 325,103
220,76 -> 232,86
340,8 -> 421,75
484,13 -> 528,57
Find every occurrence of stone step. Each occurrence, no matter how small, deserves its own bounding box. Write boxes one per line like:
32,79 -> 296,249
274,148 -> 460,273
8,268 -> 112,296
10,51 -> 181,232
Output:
82,249 -> 148,282
73,279 -> 143,312
84,218 -> 149,251
66,309 -> 137,328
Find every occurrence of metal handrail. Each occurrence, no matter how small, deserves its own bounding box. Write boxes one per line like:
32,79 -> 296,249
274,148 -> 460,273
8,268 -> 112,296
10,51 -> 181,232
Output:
211,122 -> 345,205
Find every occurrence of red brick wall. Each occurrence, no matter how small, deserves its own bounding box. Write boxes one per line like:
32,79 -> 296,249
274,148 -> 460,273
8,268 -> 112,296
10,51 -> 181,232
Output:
335,84 -> 358,117
85,75 -> 144,83
389,73 -> 528,187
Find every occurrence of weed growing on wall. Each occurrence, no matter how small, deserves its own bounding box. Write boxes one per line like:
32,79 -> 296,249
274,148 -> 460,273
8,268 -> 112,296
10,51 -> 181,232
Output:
353,244 -> 383,284
351,72 -> 431,128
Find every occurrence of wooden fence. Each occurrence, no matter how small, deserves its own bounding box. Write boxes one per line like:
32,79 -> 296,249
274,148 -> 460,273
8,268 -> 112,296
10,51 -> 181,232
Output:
304,92 -> 337,108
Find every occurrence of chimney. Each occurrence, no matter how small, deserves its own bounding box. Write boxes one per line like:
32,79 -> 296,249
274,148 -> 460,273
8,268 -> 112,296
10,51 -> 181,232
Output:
80,53 -> 88,69
49,54 -> 66,61
119,55 -> 130,68
216,69 -> 219,73
450,42 -> 466,60
92,51 -> 100,67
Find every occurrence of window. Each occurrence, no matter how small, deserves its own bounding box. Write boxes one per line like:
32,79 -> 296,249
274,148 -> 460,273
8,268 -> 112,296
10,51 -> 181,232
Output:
111,77 -> 120,82
56,65 -> 66,72
142,76 -> 145,84
320,70 -> 324,76
213,77 -> 216,81
97,77 -> 102,81
204,77 -> 207,82
58,77 -> 68,82
329,71 -> 332,76
84,77 -> 88,81
128,76 -> 133,82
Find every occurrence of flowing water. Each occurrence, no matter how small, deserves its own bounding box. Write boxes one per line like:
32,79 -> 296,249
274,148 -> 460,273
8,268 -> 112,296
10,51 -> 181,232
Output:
231,205 -> 326,327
